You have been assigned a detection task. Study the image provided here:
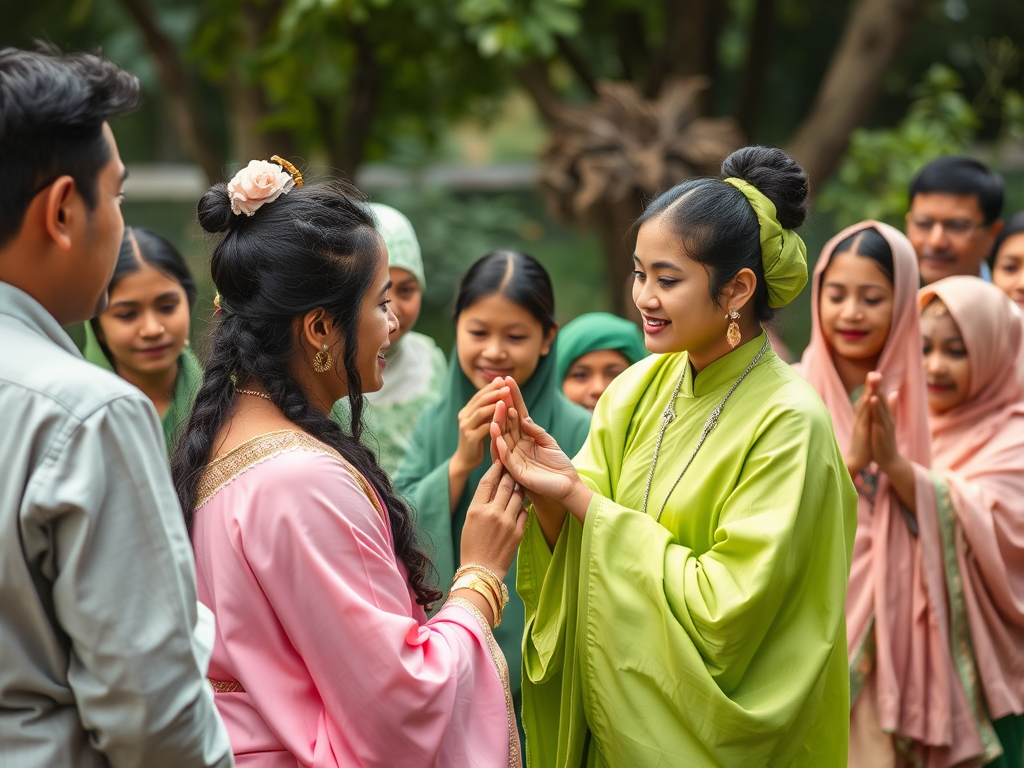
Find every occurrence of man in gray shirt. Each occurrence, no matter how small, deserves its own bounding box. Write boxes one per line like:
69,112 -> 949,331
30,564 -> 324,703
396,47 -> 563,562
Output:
0,46 -> 232,767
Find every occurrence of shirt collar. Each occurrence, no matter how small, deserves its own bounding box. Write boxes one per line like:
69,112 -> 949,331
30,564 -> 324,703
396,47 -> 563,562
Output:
0,281 -> 84,358
679,331 -> 769,399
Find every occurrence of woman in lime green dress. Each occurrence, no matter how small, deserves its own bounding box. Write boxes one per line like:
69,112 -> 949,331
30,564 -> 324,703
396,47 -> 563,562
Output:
490,146 -> 858,767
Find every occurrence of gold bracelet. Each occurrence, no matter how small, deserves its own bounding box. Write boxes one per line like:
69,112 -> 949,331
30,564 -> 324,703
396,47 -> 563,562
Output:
454,563 -> 509,607
451,574 -> 501,627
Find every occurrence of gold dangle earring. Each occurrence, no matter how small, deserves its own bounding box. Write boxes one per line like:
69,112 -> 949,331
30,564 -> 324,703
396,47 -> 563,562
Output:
726,309 -> 742,349
312,343 -> 334,373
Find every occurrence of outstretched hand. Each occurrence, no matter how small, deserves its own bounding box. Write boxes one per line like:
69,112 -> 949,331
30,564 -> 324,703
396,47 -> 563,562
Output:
489,379 -> 592,520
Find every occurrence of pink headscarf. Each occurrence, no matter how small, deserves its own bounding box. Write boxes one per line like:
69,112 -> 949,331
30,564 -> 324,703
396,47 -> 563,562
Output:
920,276 -> 1024,721
798,221 -> 986,766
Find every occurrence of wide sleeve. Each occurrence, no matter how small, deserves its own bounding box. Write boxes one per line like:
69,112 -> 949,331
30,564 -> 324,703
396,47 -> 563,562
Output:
393,415 -> 458,591
28,396 -> 231,768
577,405 -> 856,763
932,430 -> 1024,720
233,455 -> 514,768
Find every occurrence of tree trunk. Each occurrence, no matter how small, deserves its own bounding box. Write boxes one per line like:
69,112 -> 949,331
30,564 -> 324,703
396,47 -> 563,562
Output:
226,1 -> 296,167
590,194 -> 645,319
735,0 -> 776,140
324,24 -> 380,177
116,0 -> 223,183
786,0 -> 925,194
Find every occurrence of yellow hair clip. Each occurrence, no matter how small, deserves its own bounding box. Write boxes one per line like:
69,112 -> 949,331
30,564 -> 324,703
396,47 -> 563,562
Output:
271,155 -> 303,188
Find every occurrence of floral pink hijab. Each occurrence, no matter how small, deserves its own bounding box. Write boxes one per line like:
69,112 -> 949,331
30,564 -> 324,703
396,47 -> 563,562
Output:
920,276 -> 1024,724
798,221 -> 988,766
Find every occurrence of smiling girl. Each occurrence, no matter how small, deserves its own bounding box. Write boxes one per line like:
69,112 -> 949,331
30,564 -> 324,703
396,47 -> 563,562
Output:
919,276 -> 1024,768
84,227 -> 201,452
488,146 -> 857,766
395,250 -> 591,720
798,221 -> 998,767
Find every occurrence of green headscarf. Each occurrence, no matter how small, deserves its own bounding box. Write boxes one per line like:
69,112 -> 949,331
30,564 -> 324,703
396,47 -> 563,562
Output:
724,177 -> 808,307
394,340 -> 591,696
370,202 -> 425,289
82,322 -> 202,454
555,312 -> 648,382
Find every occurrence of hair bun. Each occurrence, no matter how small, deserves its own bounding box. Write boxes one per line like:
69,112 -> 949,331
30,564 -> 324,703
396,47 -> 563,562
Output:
721,146 -> 808,230
197,183 -> 234,234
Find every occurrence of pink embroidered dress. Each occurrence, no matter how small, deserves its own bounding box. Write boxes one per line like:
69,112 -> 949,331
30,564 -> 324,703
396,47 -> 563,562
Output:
191,429 -> 520,767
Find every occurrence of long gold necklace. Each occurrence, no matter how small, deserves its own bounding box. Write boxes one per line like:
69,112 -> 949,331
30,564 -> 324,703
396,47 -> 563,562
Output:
641,337 -> 769,522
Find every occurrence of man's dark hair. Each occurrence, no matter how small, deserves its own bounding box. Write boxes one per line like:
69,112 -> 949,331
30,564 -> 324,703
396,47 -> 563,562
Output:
0,45 -> 140,247
909,156 -> 1004,224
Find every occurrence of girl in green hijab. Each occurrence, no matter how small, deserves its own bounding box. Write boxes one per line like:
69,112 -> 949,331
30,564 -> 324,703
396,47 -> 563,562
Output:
557,311 -> 648,411
395,250 -> 591,720
83,227 -> 201,454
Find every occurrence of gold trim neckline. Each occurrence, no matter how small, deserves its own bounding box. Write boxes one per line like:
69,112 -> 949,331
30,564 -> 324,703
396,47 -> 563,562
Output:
195,429 -> 384,520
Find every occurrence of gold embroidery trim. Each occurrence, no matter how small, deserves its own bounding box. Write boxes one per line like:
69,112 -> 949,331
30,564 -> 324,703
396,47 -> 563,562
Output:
443,596 -> 522,768
194,429 -> 385,522
208,677 -> 244,693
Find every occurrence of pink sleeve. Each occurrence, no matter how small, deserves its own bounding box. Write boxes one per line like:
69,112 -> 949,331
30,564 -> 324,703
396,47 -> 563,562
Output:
234,453 -> 516,768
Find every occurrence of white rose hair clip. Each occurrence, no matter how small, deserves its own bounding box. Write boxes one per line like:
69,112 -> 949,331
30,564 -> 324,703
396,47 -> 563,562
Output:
226,155 -> 304,217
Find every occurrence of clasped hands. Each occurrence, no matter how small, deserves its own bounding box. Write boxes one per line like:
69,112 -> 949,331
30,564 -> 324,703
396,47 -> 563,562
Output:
846,371 -> 903,479
486,376 -> 593,524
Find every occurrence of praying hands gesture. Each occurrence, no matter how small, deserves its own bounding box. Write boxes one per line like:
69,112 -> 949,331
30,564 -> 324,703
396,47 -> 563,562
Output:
846,371 -> 918,517
489,377 -> 593,546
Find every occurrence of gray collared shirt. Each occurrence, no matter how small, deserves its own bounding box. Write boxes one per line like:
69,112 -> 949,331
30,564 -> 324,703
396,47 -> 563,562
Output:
0,282 -> 232,767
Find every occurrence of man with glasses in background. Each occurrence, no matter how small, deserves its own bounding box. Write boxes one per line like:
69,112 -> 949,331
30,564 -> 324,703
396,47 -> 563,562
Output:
906,156 -> 1005,285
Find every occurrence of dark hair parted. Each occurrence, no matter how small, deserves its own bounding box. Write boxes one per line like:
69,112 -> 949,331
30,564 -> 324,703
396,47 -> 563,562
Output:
88,227 -> 197,366
453,250 -> 557,334
636,146 -> 809,322
992,211 -> 1024,266
910,156 -> 1004,224
171,179 -> 441,607
828,226 -> 894,283
0,44 -> 140,247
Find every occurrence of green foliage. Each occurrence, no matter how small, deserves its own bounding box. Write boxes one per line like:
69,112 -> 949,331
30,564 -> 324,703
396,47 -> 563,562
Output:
457,0 -> 582,60
818,59 -> 1023,228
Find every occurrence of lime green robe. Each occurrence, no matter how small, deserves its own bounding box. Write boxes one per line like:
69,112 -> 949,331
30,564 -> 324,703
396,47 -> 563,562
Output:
518,333 -> 858,767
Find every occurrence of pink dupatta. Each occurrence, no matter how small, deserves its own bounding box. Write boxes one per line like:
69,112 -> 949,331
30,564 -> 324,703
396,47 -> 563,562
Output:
921,277 -> 1024,722
798,221 -> 988,766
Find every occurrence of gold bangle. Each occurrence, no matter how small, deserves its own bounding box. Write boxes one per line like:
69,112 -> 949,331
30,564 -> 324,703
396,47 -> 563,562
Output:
455,564 -> 509,608
451,574 -> 501,627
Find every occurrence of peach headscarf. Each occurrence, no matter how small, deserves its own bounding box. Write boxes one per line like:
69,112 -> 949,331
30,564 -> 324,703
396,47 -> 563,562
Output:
920,276 -> 1024,721
798,221 -> 987,766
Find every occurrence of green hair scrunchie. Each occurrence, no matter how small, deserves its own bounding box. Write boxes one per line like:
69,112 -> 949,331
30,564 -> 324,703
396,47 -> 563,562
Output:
723,177 -> 808,308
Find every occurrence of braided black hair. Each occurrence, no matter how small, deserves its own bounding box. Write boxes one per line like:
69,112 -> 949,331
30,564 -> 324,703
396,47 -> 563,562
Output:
171,177 -> 441,606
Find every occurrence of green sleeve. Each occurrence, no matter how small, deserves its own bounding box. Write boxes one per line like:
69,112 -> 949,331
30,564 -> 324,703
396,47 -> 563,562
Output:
393,422 -> 456,593
577,408 -> 854,765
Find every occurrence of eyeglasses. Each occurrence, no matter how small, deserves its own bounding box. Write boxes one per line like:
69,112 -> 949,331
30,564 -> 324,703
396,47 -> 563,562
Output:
907,216 -> 989,238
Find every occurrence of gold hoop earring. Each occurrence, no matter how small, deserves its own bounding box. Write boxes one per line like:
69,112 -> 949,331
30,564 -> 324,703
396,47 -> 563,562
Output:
312,343 -> 333,373
726,309 -> 742,349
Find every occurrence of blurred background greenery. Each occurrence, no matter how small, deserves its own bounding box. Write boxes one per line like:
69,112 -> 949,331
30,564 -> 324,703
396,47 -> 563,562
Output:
7,0 -> 1024,355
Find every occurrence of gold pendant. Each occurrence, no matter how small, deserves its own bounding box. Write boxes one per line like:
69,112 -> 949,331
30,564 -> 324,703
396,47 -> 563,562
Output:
727,321 -> 742,349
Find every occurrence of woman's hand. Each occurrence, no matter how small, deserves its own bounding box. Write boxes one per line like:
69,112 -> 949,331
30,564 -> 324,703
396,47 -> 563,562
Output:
490,397 -> 592,522
453,378 -> 509,476
870,388 -> 900,473
459,460 -> 528,581
844,372 -> 878,478
870,388 -> 918,516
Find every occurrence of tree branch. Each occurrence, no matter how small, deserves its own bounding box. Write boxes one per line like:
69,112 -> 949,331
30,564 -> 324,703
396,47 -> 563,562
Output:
555,35 -> 598,96
787,0 -> 926,194
116,0 -> 223,182
515,60 -> 569,125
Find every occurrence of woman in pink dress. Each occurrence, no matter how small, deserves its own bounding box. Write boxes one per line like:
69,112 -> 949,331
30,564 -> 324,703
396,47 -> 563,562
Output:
919,276 -> 1024,767
171,160 -> 524,767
